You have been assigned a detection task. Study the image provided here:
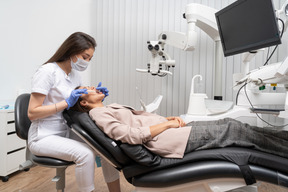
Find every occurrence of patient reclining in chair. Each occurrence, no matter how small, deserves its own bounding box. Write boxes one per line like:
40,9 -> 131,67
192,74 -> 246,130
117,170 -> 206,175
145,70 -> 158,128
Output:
71,86 -> 288,159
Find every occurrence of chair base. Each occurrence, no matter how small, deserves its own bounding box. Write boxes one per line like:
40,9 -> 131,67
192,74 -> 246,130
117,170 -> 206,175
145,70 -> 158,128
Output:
52,167 -> 67,191
19,160 -> 34,171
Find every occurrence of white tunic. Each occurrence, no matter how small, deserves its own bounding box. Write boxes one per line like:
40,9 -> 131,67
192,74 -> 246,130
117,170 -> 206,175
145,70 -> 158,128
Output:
28,62 -> 81,142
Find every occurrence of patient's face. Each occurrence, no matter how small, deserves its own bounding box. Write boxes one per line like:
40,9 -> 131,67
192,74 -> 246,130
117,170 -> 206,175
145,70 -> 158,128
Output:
79,86 -> 105,103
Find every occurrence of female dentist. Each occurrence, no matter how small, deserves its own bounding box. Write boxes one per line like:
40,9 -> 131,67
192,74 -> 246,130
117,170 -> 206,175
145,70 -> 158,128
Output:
27,32 -> 120,192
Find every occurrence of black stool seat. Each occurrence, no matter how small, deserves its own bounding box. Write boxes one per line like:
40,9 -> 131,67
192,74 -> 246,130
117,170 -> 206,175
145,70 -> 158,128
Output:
32,155 -> 74,167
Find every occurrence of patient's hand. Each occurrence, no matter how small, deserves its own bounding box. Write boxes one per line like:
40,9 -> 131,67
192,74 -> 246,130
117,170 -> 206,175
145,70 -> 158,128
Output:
166,116 -> 186,127
150,116 -> 186,137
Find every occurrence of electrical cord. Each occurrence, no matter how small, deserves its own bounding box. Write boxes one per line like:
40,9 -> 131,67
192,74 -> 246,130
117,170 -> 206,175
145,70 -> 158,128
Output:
263,44 -> 279,66
263,18 -> 284,66
266,47 -> 270,62
235,82 -> 247,105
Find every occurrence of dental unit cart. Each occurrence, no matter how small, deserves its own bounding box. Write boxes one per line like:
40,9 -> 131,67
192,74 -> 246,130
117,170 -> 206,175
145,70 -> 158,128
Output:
0,108 -> 26,182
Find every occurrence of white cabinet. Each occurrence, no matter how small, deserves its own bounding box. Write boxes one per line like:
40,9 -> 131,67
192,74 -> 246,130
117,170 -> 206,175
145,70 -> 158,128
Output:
0,109 -> 26,182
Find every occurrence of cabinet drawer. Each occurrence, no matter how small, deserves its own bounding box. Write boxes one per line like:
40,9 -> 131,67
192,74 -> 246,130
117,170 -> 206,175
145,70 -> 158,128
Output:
6,149 -> 26,174
6,133 -> 26,152
6,122 -> 15,133
4,112 -> 15,133
6,112 -> 14,122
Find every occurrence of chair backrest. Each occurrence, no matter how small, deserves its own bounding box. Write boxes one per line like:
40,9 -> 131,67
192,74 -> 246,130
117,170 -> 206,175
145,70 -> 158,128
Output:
63,109 -> 132,168
63,109 -> 162,168
15,93 -> 31,140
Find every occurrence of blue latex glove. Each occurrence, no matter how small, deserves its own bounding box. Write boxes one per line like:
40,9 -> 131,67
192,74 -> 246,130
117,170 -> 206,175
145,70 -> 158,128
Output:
96,82 -> 109,101
65,89 -> 88,109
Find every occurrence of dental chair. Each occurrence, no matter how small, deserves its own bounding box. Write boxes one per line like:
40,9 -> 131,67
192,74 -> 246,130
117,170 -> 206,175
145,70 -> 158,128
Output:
63,109 -> 288,192
14,93 -> 74,192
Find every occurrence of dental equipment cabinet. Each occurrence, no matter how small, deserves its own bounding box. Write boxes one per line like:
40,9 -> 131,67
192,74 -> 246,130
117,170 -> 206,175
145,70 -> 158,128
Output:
0,108 -> 26,182
137,0 -> 288,128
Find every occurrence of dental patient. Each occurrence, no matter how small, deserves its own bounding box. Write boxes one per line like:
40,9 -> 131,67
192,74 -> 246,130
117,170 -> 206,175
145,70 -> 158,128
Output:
71,86 -> 288,159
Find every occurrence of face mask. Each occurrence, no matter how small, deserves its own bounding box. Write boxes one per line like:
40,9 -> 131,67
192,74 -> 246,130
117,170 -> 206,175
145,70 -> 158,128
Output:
71,56 -> 89,71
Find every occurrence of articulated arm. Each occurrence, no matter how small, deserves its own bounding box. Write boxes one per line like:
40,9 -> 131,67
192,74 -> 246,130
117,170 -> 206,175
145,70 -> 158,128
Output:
136,3 -> 219,76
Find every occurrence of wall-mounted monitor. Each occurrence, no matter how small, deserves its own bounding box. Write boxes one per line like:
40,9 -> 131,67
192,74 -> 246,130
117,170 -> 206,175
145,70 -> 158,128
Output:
215,0 -> 281,57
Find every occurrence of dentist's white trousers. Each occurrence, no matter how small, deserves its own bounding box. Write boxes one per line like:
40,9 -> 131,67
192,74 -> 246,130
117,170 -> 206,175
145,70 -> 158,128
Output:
28,131 -> 119,192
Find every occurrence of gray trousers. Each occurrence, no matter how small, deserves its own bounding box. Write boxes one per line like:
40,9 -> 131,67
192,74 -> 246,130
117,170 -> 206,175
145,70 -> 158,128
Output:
185,118 -> 288,158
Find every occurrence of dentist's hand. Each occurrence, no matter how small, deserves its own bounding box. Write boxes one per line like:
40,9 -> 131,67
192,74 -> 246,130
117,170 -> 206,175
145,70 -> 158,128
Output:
96,82 -> 109,101
65,89 -> 88,109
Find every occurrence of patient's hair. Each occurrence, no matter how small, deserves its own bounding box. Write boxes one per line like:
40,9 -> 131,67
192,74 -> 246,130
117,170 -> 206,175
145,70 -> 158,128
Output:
70,86 -> 90,113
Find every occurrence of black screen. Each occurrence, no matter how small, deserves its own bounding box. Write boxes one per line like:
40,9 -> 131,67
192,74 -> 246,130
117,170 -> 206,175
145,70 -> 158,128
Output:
215,0 -> 281,57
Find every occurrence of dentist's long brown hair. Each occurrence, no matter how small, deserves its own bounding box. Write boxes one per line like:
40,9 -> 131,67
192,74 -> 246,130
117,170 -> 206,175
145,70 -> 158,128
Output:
44,32 -> 96,64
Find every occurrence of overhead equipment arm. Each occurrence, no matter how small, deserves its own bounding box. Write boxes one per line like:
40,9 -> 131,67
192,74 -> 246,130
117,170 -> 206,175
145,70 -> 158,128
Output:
136,3 -> 223,99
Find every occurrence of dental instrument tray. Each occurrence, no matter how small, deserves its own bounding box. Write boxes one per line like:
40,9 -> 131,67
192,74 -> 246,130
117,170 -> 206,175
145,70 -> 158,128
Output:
63,109 -> 288,190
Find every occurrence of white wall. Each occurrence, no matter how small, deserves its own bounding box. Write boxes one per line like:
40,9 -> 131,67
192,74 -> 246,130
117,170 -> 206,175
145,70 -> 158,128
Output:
92,0 -> 288,117
0,0 -> 96,103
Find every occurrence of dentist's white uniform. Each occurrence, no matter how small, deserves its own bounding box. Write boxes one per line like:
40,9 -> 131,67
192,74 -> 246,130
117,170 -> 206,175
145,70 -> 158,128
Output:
28,62 -> 119,192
